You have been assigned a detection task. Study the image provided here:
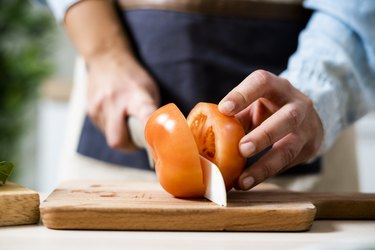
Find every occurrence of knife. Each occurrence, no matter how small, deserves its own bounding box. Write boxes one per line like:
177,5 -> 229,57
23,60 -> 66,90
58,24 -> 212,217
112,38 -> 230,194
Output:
200,156 -> 227,206
127,116 -> 227,206
127,116 -> 154,168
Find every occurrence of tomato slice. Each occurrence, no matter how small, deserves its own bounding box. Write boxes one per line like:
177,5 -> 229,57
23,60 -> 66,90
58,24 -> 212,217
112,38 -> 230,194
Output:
187,103 -> 245,191
145,103 -> 205,197
145,102 -> 245,198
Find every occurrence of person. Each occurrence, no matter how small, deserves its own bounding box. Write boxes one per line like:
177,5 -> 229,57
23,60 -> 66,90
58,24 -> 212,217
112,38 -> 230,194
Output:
47,0 -> 375,191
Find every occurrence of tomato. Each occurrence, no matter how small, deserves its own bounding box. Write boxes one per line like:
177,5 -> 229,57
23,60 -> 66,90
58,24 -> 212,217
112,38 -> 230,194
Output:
187,103 -> 245,191
145,103 -> 205,197
145,102 -> 245,198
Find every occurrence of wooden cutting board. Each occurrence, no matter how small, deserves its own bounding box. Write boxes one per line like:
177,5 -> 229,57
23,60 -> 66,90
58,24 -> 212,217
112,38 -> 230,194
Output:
40,181 -> 375,232
0,182 -> 40,226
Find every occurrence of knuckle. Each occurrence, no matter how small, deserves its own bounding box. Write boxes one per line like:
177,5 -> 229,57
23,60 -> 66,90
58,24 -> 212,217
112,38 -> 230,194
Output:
253,69 -> 270,82
261,162 -> 276,180
281,145 -> 298,167
282,78 -> 293,90
260,128 -> 274,146
297,94 -> 314,112
233,89 -> 248,106
280,77 -> 298,95
286,106 -> 301,128
103,88 -> 117,101
252,70 -> 271,89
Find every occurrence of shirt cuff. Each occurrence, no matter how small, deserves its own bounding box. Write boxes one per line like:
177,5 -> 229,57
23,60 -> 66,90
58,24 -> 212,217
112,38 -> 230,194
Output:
280,67 -> 342,159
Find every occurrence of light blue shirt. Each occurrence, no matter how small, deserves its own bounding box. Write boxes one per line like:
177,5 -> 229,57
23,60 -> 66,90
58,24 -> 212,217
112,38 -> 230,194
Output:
281,0 -> 375,155
48,0 -> 375,156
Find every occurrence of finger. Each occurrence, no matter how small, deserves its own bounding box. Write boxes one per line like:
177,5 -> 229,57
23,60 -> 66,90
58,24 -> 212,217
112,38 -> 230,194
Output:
218,70 -> 288,116
235,98 -> 276,132
87,91 -> 106,131
239,102 -> 306,158
107,91 -> 157,151
238,133 -> 304,190
233,181 -> 242,191
127,90 -> 158,125
105,102 -> 135,150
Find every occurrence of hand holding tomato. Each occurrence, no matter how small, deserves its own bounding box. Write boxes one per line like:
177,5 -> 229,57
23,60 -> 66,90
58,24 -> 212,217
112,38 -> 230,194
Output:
218,70 -> 324,190
145,103 -> 245,198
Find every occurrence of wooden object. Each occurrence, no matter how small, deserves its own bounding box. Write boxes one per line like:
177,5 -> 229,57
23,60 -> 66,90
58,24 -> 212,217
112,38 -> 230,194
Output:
0,182 -> 40,226
40,181 -> 375,232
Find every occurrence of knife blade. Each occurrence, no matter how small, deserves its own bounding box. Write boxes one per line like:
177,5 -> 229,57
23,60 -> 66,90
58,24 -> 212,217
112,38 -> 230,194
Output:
127,116 -> 227,206
200,156 -> 227,207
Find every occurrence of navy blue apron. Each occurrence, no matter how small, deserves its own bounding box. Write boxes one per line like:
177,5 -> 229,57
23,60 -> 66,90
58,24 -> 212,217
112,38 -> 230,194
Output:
77,5 -> 320,175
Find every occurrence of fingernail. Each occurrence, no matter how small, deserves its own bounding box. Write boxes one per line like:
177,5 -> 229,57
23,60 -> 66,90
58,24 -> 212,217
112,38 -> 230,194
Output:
240,141 -> 256,157
219,101 -> 235,114
242,176 -> 255,190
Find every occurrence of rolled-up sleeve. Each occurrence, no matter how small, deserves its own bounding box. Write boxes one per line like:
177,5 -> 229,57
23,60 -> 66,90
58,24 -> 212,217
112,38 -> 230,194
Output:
281,0 -> 375,155
46,0 -> 79,22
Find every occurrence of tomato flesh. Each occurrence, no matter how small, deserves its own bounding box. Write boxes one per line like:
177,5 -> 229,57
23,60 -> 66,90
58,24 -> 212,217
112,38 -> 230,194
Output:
187,103 -> 245,191
190,113 -> 216,160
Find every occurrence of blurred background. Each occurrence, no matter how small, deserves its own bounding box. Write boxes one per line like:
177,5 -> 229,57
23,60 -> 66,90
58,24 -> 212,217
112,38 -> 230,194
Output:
1,0 -> 375,194
0,0 -> 74,191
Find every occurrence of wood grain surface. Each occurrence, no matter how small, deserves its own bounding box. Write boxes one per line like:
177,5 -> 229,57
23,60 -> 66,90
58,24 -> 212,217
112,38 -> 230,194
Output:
40,181 -> 375,232
0,182 -> 40,226
40,181 -> 316,231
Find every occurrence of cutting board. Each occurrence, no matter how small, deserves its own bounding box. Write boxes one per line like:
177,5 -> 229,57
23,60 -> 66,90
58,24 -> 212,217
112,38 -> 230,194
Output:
40,181 -> 375,232
0,182 -> 40,226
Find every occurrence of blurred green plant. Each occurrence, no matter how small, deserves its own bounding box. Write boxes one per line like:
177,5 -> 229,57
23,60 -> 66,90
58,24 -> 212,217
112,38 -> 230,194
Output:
0,0 -> 55,180
0,161 -> 14,184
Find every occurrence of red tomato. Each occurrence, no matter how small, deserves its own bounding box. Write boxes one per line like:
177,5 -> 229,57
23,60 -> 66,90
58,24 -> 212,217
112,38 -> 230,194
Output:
187,103 -> 245,191
145,102 -> 245,198
145,103 -> 205,197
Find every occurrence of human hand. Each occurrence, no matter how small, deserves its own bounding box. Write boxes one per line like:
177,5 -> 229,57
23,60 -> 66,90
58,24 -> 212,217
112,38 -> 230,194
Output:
86,52 -> 160,151
218,70 -> 323,190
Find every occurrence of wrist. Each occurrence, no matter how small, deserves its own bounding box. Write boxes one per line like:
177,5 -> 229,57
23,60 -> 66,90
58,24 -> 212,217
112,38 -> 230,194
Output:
85,40 -> 134,69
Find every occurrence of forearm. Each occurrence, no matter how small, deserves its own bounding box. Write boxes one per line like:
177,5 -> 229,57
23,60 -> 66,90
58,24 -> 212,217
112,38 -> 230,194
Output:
64,0 -> 135,66
62,1 -> 159,150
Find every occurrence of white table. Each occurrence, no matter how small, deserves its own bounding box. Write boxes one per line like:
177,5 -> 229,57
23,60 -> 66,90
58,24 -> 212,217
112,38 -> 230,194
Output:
1,221 -> 375,250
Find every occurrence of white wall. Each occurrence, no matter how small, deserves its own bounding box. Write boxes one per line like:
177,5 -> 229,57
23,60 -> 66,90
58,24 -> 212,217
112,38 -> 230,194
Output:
36,100 -> 69,193
35,24 -> 74,193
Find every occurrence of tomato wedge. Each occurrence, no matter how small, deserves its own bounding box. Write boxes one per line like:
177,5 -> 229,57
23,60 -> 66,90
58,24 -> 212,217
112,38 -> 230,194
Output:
145,103 -> 205,197
145,102 -> 245,198
187,102 -> 245,191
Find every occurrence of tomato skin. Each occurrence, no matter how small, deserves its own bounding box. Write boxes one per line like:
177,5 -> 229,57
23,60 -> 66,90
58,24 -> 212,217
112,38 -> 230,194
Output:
145,103 -> 205,197
187,103 -> 246,191
145,102 -> 245,198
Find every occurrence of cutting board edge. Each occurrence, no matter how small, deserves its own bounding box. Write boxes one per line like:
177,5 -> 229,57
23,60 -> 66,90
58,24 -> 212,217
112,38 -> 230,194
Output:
40,202 -> 316,232
0,191 -> 40,227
